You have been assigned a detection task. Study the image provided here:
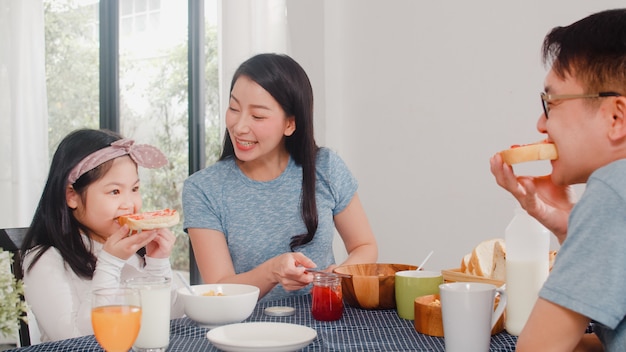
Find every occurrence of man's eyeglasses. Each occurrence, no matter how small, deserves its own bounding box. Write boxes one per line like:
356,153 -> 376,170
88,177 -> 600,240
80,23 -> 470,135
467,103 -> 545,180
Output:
540,91 -> 621,119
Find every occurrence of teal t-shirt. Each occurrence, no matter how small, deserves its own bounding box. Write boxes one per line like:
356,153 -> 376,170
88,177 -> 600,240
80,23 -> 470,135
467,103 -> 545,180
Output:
182,147 -> 357,302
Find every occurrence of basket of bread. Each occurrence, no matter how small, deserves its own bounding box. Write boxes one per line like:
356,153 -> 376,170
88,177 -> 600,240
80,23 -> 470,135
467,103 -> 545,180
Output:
442,238 -> 557,287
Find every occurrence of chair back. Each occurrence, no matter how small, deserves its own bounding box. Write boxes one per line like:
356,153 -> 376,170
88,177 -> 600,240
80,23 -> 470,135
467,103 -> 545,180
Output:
0,227 -> 30,346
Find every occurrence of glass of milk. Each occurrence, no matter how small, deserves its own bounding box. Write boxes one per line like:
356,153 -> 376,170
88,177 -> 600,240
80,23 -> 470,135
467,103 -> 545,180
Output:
125,276 -> 171,352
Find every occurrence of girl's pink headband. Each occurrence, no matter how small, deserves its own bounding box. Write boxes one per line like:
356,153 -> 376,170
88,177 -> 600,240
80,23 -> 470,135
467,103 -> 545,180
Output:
67,138 -> 168,185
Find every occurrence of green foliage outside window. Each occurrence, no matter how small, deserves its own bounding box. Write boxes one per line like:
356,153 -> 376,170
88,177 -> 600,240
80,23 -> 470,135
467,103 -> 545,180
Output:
43,0 -> 222,272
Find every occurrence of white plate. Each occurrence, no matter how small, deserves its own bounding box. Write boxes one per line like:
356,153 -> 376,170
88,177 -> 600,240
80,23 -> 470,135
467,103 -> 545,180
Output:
206,322 -> 317,352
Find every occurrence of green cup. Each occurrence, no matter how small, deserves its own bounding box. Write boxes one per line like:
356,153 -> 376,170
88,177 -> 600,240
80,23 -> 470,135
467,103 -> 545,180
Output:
395,270 -> 443,320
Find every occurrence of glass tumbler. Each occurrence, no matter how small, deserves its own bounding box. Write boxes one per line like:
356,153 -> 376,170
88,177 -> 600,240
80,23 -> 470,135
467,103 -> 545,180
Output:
311,273 -> 343,321
125,276 -> 171,352
91,288 -> 141,352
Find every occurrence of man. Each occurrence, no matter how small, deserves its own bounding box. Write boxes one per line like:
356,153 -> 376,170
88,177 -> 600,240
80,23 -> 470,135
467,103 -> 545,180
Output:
490,8 -> 626,351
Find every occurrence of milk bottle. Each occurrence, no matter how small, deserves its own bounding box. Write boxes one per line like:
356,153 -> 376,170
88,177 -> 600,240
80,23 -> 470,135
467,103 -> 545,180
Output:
504,207 -> 550,336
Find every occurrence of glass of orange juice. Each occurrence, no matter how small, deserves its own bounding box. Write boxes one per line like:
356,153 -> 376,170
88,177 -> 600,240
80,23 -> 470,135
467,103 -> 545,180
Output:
91,288 -> 142,352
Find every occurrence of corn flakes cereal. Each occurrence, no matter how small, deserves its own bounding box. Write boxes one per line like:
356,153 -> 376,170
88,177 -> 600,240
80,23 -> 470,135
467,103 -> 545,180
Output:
202,290 -> 224,296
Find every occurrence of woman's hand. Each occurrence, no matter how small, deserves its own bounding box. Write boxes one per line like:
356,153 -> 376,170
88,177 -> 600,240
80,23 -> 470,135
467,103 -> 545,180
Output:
189,228 -> 319,298
490,153 -> 575,243
269,252 -> 317,291
103,225 -> 158,260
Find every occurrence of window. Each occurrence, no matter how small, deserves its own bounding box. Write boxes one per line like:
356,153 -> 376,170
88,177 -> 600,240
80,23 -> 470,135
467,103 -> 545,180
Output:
120,0 -> 161,36
44,0 -> 100,153
44,0 -> 221,276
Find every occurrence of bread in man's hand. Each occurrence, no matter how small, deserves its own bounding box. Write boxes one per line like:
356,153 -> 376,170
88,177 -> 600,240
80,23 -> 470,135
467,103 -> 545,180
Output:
118,208 -> 180,231
499,141 -> 558,165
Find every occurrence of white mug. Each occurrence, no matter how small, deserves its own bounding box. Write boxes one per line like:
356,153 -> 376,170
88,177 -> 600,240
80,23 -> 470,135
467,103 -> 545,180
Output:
125,276 -> 171,352
439,282 -> 507,352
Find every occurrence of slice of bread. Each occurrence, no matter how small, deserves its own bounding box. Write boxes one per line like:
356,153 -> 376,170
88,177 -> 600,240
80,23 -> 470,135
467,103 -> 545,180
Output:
500,142 -> 558,165
468,255 -> 476,276
470,238 -> 504,278
491,240 -> 506,282
460,253 -> 471,273
549,250 -> 557,271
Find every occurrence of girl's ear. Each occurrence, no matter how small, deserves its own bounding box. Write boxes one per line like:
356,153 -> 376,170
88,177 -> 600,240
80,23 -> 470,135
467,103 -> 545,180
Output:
66,185 -> 79,210
284,116 -> 296,137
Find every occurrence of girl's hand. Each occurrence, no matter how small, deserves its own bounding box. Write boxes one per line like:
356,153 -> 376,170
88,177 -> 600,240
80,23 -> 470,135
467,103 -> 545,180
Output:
103,225 -> 158,260
270,252 -> 317,291
144,228 -> 176,259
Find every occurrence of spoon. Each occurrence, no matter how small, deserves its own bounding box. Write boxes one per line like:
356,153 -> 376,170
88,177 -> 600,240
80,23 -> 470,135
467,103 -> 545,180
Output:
416,250 -> 434,271
304,268 -> 351,278
176,271 -> 195,295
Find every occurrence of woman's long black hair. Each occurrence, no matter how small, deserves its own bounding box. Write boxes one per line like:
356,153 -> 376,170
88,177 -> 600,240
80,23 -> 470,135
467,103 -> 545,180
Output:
22,129 -> 123,278
219,53 -> 319,251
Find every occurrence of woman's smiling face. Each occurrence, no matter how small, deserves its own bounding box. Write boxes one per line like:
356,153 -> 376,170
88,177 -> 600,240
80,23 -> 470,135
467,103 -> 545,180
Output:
225,75 -> 295,165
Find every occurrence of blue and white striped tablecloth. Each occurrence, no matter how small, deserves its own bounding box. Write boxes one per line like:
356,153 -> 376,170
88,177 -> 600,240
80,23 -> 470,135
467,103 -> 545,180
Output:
8,294 -> 517,351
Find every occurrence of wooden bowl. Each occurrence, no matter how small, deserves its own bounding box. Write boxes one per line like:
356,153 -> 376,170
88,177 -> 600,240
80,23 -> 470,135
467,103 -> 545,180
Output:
414,294 -> 444,336
333,263 -> 417,310
414,294 -> 505,337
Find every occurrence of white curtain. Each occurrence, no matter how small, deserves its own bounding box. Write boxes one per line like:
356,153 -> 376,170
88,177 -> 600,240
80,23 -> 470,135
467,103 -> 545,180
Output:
0,0 -> 48,228
218,0 -> 290,121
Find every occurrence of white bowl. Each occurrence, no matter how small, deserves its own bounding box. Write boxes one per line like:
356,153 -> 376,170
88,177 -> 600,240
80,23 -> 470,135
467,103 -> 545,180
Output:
178,283 -> 260,328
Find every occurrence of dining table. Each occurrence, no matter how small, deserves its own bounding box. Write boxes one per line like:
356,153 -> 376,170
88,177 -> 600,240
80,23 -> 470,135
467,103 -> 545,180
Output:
7,294 -> 517,351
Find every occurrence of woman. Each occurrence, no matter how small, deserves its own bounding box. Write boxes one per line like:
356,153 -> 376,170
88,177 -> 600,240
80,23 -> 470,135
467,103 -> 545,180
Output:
183,53 -> 378,302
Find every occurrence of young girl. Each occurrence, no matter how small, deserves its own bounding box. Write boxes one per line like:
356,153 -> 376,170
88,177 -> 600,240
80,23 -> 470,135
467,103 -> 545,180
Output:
183,53 -> 378,302
22,128 -> 183,342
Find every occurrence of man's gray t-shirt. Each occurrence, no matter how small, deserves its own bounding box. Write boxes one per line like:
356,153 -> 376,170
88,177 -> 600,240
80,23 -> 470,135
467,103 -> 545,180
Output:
540,159 -> 626,351
182,147 -> 357,302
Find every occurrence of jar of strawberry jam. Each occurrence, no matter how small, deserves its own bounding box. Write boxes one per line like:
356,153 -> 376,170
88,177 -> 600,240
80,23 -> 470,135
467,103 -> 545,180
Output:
311,273 -> 343,321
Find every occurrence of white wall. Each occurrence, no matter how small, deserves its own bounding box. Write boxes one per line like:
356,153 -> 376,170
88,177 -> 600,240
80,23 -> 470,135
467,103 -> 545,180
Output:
286,1 -> 623,271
